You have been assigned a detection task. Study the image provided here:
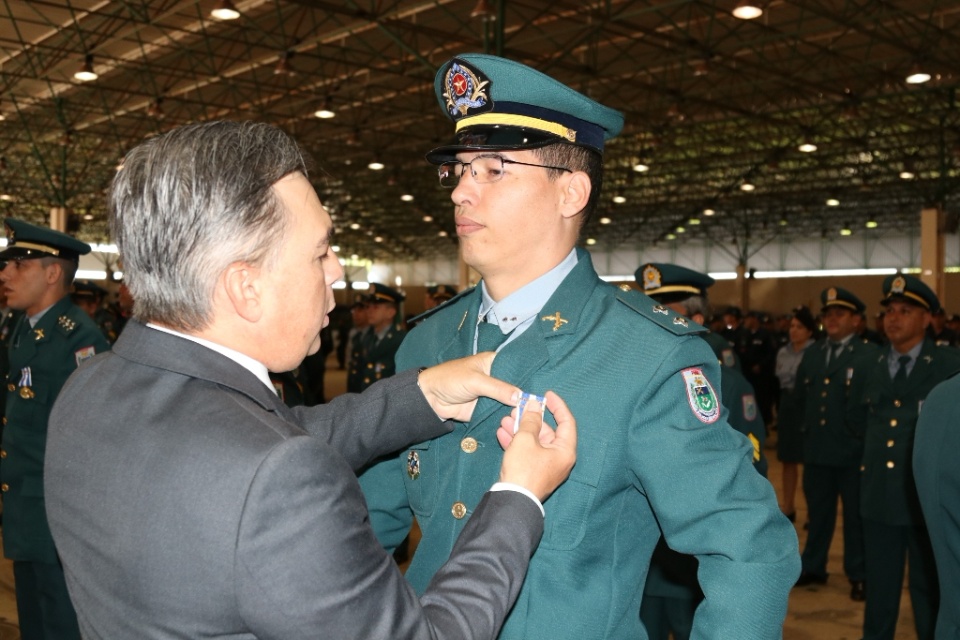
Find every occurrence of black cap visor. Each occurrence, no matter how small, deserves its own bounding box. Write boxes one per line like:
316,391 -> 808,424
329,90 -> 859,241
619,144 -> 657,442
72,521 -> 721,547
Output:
426,125 -> 565,164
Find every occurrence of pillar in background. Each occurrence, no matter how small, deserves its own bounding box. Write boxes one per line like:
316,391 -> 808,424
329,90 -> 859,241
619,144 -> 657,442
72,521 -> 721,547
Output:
736,262 -> 750,312
920,206 -> 945,308
49,207 -> 67,232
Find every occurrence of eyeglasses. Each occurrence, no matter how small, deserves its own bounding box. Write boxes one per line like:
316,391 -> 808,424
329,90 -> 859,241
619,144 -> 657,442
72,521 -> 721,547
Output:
438,154 -> 571,188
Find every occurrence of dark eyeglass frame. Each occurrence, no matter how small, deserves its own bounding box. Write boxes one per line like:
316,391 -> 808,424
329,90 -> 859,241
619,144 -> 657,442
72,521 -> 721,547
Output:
438,154 -> 571,188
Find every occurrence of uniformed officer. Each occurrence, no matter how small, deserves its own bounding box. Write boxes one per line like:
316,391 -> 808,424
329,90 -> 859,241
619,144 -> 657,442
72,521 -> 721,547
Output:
859,274 -> 960,640
425,284 -> 458,311
0,218 -> 110,640
71,279 -> 120,343
345,294 -> 370,393
914,371 -> 960,638
358,53 -> 798,640
927,308 -> 957,347
636,262 -> 767,640
793,287 -> 878,601
358,283 -> 405,392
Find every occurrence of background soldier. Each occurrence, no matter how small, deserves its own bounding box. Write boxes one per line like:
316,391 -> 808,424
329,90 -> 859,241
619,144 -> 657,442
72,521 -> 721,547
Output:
345,295 -> 370,393
357,283 -> 405,392
859,274 -> 960,640
0,218 -> 110,640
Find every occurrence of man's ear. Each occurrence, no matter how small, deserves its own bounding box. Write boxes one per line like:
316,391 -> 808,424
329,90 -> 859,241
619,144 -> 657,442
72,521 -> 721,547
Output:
559,171 -> 591,220
222,261 -> 263,323
44,261 -> 64,286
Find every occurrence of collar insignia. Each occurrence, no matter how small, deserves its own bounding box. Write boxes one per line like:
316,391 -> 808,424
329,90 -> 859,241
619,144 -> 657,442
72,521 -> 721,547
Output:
541,312 -> 569,331
443,60 -> 491,118
33,328 -> 44,341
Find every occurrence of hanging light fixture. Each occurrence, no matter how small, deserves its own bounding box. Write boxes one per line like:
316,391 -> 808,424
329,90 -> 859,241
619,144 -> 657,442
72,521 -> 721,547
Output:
470,0 -> 496,21
273,51 -> 294,76
314,98 -> 335,119
740,181 -> 755,192
732,1 -> 763,20
74,54 -> 98,82
797,138 -> 817,153
211,0 -> 240,20
905,63 -> 931,85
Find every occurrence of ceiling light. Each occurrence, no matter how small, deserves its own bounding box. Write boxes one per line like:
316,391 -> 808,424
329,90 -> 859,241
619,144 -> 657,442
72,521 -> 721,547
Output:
778,218 -> 788,226
74,54 -> 98,82
374,236 -> 383,243
599,217 -> 611,225
676,226 -> 686,234
905,64 -> 931,85
666,233 -> 677,240
632,162 -> 649,173
703,208 -> 715,216
422,215 -> 433,222
274,51 -> 294,76
211,0 -> 240,20
83,214 -> 94,221
0,194 -> 14,202
826,198 -> 840,206
689,218 -> 701,225
612,195 -> 627,204
866,220 -> 878,229
732,1 -> 763,20
840,225 -> 852,236
438,230 -> 448,237
332,245 -> 340,253
798,141 -> 817,153
400,194 -> 414,202
349,223 -> 360,230
368,160 -> 385,171
586,238 -> 597,245
314,108 -> 335,119
899,170 -> 915,180
740,182 -> 755,192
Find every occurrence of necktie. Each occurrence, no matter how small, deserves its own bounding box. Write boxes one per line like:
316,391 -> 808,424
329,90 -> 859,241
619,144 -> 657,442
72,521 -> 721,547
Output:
476,321 -> 509,353
826,342 -> 842,365
893,355 -> 911,383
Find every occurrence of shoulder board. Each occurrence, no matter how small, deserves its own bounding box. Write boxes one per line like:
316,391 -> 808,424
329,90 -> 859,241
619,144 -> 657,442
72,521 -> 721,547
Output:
612,283 -> 706,336
55,312 -> 81,336
408,286 -> 476,325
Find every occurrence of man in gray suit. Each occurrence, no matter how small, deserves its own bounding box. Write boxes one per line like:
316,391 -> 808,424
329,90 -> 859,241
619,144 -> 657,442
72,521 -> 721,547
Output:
44,121 -> 577,640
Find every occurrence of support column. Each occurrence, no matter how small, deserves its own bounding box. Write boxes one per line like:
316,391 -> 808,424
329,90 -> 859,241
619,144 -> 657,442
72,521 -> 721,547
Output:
49,206 -> 67,232
920,205 -> 945,308
736,262 -> 750,311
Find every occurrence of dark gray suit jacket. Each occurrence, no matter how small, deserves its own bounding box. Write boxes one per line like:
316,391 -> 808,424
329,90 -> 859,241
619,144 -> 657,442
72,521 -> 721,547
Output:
45,320 -> 543,639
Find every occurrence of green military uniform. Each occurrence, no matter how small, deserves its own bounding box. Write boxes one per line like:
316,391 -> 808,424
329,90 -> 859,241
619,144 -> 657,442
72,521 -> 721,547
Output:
636,262 -> 767,640
913,371 -> 960,638
360,251 -> 798,639
860,275 -> 960,640
0,219 -> 110,640
794,288 -> 878,590
357,283 -> 406,392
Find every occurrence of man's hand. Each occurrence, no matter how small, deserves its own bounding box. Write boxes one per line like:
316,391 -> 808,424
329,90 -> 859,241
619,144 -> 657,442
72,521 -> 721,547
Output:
417,351 -> 519,422
498,391 -> 577,502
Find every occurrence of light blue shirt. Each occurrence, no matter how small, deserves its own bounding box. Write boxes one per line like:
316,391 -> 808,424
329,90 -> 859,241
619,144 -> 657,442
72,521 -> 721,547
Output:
888,341 -> 923,379
474,248 -> 578,354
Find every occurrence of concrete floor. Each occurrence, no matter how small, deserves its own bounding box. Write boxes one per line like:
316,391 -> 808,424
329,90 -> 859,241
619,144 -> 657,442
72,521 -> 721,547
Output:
0,360 -> 921,638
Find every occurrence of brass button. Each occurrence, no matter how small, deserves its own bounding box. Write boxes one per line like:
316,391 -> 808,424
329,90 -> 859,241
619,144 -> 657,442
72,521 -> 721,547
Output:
824,378 -> 830,385
821,391 -> 827,398
367,363 -> 374,369
886,461 -> 895,469
451,502 -> 468,519
6,384 -> 13,392
860,464 -> 866,471
820,419 -> 826,426
894,399 -> 902,408
1,483 -> 8,492
890,419 -> 898,427
820,406 -> 826,413
887,440 -> 895,448
363,378 -> 370,384
460,437 -> 478,454
0,449 -> 6,459
2,417 -> 6,425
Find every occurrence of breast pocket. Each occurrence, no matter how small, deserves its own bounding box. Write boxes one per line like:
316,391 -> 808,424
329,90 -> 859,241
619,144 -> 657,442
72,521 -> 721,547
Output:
402,441 -> 439,518
540,439 -> 608,551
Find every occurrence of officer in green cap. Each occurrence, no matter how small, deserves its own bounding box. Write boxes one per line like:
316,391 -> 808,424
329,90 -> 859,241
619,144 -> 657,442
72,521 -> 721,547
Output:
359,53 -> 798,640
859,274 -> 960,640
793,287 -> 878,601
345,294 -> 369,393
0,217 -> 110,640
71,279 -> 120,343
357,283 -> 406,392
425,284 -> 458,311
914,370 -> 960,638
636,262 -> 767,640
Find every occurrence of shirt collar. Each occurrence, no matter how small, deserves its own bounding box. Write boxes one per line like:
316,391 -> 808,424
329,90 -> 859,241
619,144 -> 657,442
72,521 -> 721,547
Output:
890,340 -> 923,363
479,248 -> 578,334
146,323 -> 276,394
27,302 -> 56,327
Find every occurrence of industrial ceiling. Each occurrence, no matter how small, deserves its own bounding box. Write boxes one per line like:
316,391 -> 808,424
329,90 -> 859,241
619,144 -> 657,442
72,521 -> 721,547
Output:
1,0 -> 959,265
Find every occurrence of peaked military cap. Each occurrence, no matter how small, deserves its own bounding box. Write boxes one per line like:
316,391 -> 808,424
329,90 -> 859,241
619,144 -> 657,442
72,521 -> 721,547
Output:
72,279 -> 107,299
427,284 -> 458,301
723,305 -> 742,319
881,274 -> 939,312
0,217 -> 91,263
820,287 -> 865,313
635,263 -> 714,300
425,53 -> 625,164
367,282 -> 405,305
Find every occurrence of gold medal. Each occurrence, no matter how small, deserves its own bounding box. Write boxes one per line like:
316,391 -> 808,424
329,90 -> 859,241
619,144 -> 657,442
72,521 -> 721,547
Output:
19,386 -> 34,399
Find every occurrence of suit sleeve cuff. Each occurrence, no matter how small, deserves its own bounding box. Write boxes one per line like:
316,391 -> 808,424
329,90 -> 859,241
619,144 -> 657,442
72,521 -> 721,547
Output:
489,482 -> 544,517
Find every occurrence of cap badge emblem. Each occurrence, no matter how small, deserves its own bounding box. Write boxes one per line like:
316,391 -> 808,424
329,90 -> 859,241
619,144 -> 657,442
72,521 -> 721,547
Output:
443,60 -> 491,117
642,265 -> 662,291
891,276 -> 906,294
827,287 -> 838,301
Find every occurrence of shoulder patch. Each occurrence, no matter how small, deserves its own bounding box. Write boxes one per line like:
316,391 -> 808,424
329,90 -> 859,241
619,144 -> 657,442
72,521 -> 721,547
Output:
681,367 -> 721,423
614,286 -> 706,336
74,345 -> 97,366
742,393 -> 757,421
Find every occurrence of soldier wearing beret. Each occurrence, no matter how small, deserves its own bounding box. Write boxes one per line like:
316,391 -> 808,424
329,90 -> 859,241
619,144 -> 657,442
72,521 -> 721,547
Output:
793,287 -> 878,601
859,274 -> 960,640
0,218 -> 109,640
357,283 -> 405,392
636,262 -> 768,640
914,370 -> 960,638
359,53 -> 798,640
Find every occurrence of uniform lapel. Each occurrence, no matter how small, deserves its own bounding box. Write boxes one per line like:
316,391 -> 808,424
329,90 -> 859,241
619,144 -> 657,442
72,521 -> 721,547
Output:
903,339 -> 937,396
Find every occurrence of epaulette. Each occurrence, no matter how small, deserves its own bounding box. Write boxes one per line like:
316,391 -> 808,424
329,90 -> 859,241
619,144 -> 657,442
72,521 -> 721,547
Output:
408,285 -> 476,326
56,313 -> 79,336
611,282 -> 706,336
